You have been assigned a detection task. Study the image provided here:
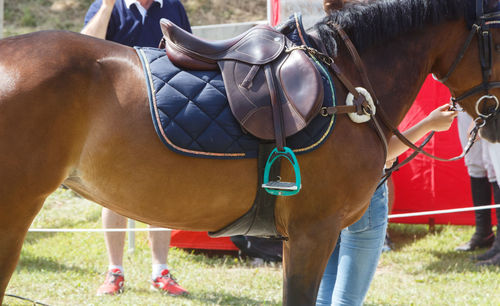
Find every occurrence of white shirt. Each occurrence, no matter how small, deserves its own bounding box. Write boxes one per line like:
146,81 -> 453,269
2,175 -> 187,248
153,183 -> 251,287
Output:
124,0 -> 163,23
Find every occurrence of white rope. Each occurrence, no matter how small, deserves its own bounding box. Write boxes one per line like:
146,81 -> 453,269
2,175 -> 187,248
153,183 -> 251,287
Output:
28,227 -> 172,232
388,203 -> 500,219
27,204 -> 500,232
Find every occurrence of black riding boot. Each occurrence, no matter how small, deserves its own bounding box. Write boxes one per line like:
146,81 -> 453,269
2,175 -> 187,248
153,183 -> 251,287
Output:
474,182 -> 500,264
456,177 -> 494,251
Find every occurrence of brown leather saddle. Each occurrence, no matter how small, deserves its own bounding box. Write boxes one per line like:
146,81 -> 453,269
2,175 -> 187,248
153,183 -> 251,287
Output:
160,19 -> 324,194
160,19 -> 323,143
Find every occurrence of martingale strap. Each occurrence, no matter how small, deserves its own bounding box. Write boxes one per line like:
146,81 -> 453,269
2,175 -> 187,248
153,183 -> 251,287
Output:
324,22 -> 389,157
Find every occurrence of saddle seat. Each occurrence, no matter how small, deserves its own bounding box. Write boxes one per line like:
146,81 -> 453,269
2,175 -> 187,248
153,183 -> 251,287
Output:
160,19 -> 286,71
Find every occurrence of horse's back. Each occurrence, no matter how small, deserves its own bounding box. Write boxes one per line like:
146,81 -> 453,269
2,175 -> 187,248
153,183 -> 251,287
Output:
0,30 -> 135,79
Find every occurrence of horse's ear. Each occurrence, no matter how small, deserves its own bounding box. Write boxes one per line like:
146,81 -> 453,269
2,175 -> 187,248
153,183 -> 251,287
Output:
324,0 -> 344,14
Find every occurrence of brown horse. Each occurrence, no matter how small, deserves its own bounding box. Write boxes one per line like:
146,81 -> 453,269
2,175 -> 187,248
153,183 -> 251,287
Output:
1,0 -> 500,304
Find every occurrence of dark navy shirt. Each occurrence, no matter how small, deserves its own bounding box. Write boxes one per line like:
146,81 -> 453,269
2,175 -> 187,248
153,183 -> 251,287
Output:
84,0 -> 191,47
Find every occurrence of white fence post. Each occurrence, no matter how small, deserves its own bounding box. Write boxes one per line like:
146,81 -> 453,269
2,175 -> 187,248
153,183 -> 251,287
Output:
267,0 -> 272,25
127,219 -> 135,253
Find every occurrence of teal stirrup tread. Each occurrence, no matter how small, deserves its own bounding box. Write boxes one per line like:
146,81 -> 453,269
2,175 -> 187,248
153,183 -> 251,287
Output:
262,147 -> 301,196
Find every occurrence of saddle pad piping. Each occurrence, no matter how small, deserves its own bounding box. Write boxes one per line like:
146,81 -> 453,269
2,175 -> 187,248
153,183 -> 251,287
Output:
293,56 -> 336,153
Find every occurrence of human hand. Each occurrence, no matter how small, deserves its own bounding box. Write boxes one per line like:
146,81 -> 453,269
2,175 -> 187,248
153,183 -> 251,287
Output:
424,104 -> 458,132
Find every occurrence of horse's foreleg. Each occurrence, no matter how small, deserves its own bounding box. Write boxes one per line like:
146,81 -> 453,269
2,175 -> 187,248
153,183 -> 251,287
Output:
282,222 -> 342,306
0,197 -> 46,303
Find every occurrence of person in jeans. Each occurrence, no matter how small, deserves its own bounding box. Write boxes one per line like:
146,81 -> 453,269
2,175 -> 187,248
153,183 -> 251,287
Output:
316,104 -> 458,306
81,0 -> 191,296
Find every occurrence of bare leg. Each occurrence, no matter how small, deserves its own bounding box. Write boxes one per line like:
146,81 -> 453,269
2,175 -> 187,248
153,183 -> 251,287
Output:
102,208 -> 127,267
148,227 -> 187,296
149,227 -> 171,265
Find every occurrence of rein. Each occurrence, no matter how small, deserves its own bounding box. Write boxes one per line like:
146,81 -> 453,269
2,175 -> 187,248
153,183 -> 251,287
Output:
303,7 -> 496,171
318,23 -> 477,163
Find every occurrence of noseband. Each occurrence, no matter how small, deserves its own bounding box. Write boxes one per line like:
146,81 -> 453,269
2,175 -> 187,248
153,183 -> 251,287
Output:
438,1 -> 500,124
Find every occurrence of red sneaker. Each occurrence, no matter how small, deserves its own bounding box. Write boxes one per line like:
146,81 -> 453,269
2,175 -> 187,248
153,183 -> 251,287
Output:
151,269 -> 188,296
96,268 -> 124,296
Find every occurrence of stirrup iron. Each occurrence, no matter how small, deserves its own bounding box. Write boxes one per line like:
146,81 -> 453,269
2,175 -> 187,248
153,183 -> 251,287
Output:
262,147 -> 301,196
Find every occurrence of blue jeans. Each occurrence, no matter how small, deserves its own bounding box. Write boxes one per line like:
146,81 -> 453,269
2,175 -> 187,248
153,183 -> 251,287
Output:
316,183 -> 388,306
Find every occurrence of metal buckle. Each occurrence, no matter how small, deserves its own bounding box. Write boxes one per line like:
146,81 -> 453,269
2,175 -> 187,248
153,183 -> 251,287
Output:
475,95 -> 500,118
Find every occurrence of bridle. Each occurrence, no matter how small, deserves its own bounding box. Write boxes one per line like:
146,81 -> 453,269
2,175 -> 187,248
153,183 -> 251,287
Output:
310,0 -> 500,179
438,1 -> 500,126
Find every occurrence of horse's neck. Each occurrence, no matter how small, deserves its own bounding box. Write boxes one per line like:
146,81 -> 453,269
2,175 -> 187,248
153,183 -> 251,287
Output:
354,21 -> 463,127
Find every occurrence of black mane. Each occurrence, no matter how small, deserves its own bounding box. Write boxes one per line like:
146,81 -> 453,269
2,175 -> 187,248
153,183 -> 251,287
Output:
316,0 -> 472,56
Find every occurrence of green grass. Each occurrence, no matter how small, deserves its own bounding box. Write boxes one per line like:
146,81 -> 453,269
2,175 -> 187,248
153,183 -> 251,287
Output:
5,188 -> 282,305
368,224 -> 500,305
4,188 -> 500,305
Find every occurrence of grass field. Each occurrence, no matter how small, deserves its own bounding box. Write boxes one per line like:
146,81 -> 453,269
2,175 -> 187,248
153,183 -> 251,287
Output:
3,188 -> 500,305
2,1 -> 500,305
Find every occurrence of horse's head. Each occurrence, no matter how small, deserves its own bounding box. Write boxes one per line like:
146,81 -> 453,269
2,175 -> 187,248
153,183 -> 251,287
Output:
433,0 -> 500,142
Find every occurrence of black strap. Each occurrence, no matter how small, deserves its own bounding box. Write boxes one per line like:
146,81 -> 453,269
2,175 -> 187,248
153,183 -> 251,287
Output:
438,25 -> 479,83
452,81 -> 500,102
377,132 -> 434,189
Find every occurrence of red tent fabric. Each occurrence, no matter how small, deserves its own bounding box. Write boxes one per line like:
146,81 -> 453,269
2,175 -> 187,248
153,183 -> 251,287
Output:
170,230 -> 238,250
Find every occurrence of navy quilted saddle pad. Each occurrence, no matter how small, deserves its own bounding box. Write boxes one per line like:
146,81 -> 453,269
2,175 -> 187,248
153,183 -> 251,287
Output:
135,46 -> 336,159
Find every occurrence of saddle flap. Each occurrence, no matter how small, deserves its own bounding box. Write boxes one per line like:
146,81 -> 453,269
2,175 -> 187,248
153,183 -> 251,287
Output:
220,48 -> 324,140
